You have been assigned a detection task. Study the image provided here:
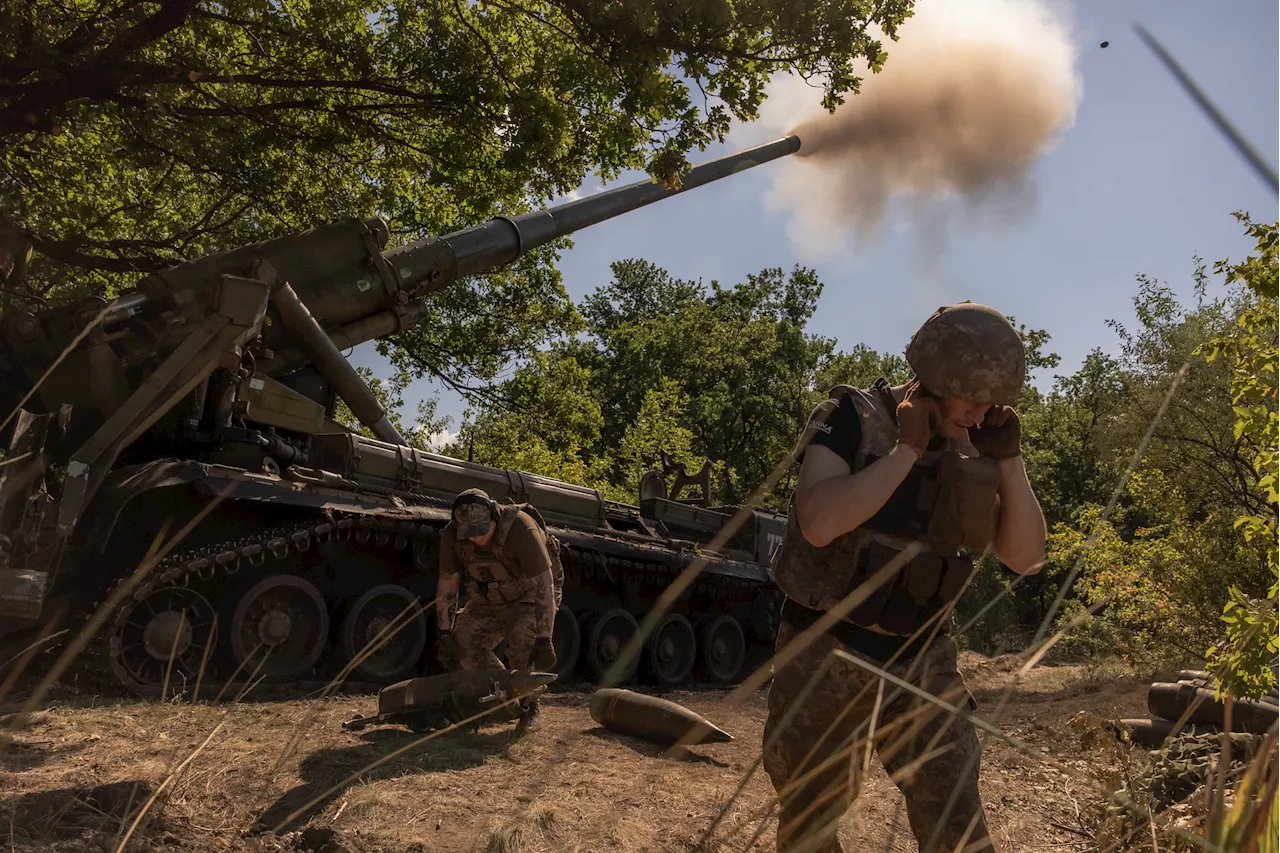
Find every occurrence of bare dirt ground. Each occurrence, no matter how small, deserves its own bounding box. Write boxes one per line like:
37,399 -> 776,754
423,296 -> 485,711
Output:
1,656 -> 1150,853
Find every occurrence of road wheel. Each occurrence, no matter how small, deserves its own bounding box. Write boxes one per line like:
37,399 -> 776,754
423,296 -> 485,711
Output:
697,615 -> 746,685
226,575 -> 329,683
584,608 -> 639,685
644,612 -> 696,688
340,584 -> 426,683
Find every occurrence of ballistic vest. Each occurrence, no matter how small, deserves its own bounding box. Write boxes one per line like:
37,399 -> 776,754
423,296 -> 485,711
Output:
771,380 -> 1001,636
455,503 -> 564,607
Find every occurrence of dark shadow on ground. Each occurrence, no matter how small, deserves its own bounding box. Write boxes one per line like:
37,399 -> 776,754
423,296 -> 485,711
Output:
0,779 -> 156,847
252,725 -> 513,833
0,736 -> 75,771
580,725 -> 730,767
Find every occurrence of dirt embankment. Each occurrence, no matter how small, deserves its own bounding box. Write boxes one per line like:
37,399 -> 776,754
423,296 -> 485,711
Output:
1,659 -> 1150,853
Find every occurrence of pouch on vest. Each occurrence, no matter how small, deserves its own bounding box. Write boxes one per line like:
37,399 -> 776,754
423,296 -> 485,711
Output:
464,555 -> 511,585
843,545 -> 977,634
847,540 -> 901,626
937,555 -> 977,602
927,452 -> 1000,553
468,576 -> 528,605
876,553 -> 931,635
860,457 -> 940,541
910,554 -> 976,631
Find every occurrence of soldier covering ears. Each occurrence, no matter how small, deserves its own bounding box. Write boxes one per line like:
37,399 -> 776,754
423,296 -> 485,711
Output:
763,302 -> 1048,853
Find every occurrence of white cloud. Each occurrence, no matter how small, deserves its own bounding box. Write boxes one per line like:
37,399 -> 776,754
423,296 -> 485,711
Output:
417,428 -> 455,452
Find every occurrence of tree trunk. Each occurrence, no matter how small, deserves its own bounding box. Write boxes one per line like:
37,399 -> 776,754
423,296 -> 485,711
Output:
0,214 -> 33,290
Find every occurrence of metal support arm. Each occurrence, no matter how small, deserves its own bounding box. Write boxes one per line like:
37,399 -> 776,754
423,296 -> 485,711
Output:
268,275 -> 407,446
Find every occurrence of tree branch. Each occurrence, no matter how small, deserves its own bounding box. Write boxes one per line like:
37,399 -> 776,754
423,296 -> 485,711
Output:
24,231 -> 172,274
102,0 -> 203,57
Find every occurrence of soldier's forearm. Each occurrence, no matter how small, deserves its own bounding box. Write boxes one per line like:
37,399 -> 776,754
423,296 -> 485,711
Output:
534,570 -> 556,637
993,456 -> 1046,574
436,574 -> 460,630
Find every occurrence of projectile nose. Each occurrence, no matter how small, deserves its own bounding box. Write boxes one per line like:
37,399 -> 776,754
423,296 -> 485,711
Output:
701,723 -> 735,744
530,671 -> 559,687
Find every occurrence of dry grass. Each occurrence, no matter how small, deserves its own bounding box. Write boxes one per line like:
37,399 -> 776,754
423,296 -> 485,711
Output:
0,284 -> 1205,853
0,660 -> 1155,853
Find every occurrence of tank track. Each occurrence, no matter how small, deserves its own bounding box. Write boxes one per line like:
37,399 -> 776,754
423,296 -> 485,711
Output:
82,510 -> 774,699
91,513 -> 437,697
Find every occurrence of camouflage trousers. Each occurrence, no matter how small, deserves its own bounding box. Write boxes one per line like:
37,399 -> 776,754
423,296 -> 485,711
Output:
762,620 -> 993,853
454,575 -> 545,710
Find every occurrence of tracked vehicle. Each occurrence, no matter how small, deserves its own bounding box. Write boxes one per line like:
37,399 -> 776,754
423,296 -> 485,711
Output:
0,137 -> 800,697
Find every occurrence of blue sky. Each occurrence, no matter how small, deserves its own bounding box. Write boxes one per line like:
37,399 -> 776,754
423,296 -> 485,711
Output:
351,0 -> 1278,444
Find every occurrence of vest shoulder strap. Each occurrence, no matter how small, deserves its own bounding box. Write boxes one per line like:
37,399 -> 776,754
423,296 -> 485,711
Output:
507,502 -> 550,534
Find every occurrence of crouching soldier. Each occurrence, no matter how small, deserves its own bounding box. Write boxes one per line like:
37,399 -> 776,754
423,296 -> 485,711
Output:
435,488 -> 564,735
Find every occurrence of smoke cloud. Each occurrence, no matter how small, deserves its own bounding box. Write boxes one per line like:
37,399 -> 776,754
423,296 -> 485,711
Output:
757,0 -> 1081,258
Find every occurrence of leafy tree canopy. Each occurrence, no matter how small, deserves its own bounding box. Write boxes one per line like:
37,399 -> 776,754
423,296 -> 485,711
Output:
449,259 -> 851,506
1025,216 -> 1277,696
1198,214 -> 1278,699
437,258 -> 1055,513
1,0 -> 914,390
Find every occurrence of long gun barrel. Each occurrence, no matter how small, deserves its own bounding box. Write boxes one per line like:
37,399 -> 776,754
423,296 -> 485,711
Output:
118,135 -> 800,347
101,135 -> 800,443
0,135 -> 801,630
349,136 -> 800,355
351,135 -> 801,351
0,135 -> 801,545
441,135 -> 802,278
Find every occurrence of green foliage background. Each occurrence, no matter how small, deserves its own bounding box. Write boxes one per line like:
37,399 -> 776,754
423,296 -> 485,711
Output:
363,217 -> 1277,696
2,0 -> 912,396
2,0 -> 1272,702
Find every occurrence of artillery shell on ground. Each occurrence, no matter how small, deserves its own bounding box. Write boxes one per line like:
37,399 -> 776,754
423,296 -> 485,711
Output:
1147,682 -> 1279,735
1173,673 -> 1277,702
1117,718 -> 1220,748
343,668 -> 557,733
589,688 -> 733,747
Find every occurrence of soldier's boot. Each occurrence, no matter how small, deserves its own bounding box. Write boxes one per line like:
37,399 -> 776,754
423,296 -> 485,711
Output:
514,696 -> 541,736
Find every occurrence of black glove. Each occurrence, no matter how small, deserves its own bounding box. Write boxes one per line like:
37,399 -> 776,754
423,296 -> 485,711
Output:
969,405 -> 1022,459
530,636 -> 556,671
436,630 -> 461,669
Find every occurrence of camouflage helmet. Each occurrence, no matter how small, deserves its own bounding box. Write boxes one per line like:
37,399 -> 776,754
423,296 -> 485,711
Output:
905,301 -> 1025,405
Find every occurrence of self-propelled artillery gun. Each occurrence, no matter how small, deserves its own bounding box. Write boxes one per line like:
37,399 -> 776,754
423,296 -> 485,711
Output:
0,138 -> 799,697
